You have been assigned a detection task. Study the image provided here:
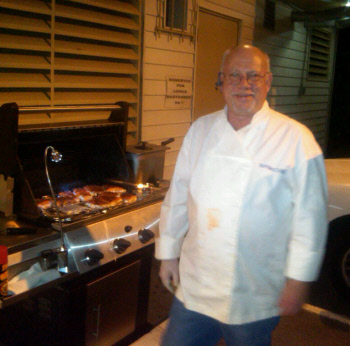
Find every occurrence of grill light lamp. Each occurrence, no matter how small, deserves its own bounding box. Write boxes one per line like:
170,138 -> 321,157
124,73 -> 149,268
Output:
44,146 -> 68,273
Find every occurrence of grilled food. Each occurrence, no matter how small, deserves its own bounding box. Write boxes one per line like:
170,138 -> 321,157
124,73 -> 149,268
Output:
36,198 -> 52,210
73,187 -> 93,202
83,185 -> 105,196
121,193 -> 137,204
86,193 -> 123,209
56,196 -> 80,207
58,191 -> 76,198
37,183 -> 135,213
103,184 -> 126,194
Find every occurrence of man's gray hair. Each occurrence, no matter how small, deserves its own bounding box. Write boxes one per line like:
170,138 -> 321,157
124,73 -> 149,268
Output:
220,46 -> 271,72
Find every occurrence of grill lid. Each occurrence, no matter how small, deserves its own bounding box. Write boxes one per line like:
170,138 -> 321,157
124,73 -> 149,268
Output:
2,102 -> 131,221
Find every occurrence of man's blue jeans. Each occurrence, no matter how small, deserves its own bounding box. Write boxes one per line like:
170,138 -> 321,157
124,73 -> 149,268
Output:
161,297 -> 280,346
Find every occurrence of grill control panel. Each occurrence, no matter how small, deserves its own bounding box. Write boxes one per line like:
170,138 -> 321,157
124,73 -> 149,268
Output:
84,248 -> 104,266
138,229 -> 155,244
65,202 -> 161,273
113,238 -> 132,254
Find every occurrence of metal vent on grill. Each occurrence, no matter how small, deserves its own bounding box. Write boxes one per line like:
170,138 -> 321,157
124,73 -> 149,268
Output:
264,0 -> 276,30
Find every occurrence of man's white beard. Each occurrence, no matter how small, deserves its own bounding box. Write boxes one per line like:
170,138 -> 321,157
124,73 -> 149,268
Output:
229,99 -> 256,117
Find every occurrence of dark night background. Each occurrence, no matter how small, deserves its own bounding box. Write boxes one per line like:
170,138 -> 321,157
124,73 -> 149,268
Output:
326,25 -> 350,158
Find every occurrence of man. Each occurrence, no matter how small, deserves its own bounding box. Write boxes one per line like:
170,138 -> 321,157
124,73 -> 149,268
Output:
155,45 -> 328,345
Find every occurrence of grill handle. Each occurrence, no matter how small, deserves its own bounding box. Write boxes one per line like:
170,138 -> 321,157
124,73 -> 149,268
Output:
91,304 -> 102,340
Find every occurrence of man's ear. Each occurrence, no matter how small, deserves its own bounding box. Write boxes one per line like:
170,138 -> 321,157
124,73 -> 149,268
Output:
215,72 -> 223,91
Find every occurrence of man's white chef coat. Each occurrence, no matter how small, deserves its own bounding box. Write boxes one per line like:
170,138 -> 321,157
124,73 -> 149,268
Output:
155,101 -> 328,324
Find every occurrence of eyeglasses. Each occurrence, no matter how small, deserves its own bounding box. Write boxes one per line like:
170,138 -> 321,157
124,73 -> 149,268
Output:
218,72 -> 271,85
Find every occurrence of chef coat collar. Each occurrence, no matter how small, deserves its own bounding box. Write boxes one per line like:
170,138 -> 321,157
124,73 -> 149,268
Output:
223,101 -> 270,133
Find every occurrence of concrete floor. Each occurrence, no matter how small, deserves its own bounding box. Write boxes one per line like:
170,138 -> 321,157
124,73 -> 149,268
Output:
141,259 -> 350,346
131,305 -> 350,345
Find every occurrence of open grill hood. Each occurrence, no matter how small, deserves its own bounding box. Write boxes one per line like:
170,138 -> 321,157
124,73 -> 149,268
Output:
0,102 -> 131,222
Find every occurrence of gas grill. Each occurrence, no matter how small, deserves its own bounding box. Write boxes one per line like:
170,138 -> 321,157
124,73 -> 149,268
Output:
0,102 -> 168,346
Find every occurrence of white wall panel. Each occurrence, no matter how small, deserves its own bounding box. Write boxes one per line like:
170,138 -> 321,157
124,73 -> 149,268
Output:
271,86 -> 330,96
271,95 -> 330,105
142,0 -> 256,179
148,137 -> 185,152
143,64 -> 193,80
143,80 -> 167,95
143,48 -> 194,67
143,95 -> 193,111
253,0 -> 334,150
164,165 -> 175,180
165,150 -> 182,167
269,56 -> 304,70
142,110 -> 192,126
144,31 -> 195,52
276,103 -> 328,114
142,123 -> 190,142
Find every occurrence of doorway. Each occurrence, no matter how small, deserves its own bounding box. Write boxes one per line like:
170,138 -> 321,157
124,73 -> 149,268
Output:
194,9 -> 240,121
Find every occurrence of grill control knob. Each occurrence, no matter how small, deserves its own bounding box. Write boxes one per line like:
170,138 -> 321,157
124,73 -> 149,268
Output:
138,229 -> 154,244
84,249 -> 104,266
124,225 -> 132,233
113,238 -> 131,254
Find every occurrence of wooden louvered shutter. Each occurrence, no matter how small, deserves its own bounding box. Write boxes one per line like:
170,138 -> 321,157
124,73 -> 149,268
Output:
0,0 -> 141,144
308,28 -> 331,80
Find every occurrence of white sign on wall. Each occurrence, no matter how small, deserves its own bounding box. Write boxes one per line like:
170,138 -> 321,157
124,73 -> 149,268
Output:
165,76 -> 193,109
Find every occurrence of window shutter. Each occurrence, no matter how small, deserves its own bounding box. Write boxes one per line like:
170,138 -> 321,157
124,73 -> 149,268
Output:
308,28 -> 331,79
0,0 -> 140,144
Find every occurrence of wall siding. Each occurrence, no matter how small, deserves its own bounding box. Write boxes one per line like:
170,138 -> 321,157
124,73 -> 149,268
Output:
253,0 -> 335,150
0,0 -> 142,142
142,0 -> 256,179
143,0 -> 334,179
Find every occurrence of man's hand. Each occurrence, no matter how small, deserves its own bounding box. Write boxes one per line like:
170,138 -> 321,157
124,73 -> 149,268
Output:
159,259 -> 179,294
278,278 -> 311,316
